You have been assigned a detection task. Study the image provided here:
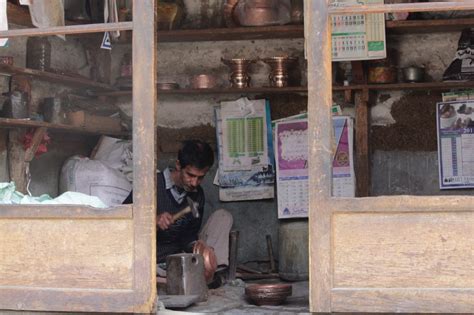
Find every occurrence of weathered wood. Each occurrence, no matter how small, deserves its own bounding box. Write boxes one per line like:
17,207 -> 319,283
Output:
0,64 -> 115,91
0,204 -> 132,219
0,219 -> 133,288
7,129 -> 27,193
333,212 -> 474,288
329,2 -> 474,14
387,18 -> 474,34
0,289 -> 135,313
157,25 -> 303,42
354,90 -> 370,197
306,0 -> 332,312
132,0 -> 157,312
94,86 -> 309,97
331,289 -> 474,313
23,127 -> 47,162
0,118 -> 128,136
333,80 -> 474,91
0,22 -> 133,38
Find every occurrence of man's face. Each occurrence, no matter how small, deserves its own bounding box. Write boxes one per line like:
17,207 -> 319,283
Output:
176,162 -> 209,192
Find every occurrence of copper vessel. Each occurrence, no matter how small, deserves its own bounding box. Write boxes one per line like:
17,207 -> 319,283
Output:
262,57 -> 298,87
222,58 -> 255,88
245,283 -> 292,306
193,240 -> 217,283
191,74 -> 217,89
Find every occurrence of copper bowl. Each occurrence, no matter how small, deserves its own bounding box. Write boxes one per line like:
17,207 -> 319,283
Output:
157,82 -> 180,90
245,283 -> 292,306
191,74 -> 217,89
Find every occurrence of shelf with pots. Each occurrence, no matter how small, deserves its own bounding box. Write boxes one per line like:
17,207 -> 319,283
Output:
0,64 -> 116,92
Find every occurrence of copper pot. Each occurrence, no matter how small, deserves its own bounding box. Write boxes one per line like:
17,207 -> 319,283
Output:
191,74 -> 217,89
193,240 -> 217,283
368,66 -> 397,84
245,283 -> 292,306
262,56 -> 298,87
222,58 -> 255,88
0,56 -> 13,66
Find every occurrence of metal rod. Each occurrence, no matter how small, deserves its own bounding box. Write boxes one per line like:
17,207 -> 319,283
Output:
329,2 -> 474,14
228,230 -> 239,281
266,235 -> 276,273
0,22 -> 133,38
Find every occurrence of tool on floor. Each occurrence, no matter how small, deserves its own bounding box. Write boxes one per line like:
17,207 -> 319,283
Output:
266,234 -> 276,273
172,196 -> 199,222
166,253 -> 208,302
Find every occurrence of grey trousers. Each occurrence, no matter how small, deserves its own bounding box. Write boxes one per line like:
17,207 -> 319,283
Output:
199,208 -> 233,266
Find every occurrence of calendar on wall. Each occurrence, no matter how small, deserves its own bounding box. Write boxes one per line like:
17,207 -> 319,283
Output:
330,0 -> 386,61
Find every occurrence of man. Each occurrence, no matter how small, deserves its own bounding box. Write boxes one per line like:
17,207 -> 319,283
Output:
124,140 -> 233,270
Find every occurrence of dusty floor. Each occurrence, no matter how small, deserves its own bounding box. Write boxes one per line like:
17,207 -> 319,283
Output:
158,280 -> 310,314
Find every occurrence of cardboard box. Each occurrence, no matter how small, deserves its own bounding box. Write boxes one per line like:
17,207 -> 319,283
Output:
67,111 -> 122,133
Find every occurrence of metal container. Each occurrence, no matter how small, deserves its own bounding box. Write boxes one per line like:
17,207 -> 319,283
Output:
367,66 -> 397,84
2,91 -> 28,119
222,58 -> 255,88
262,57 -> 298,87
278,220 -> 308,281
191,74 -> 217,89
0,56 -> 13,66
402,66 -> 425,83
26,37 -> 51,71
157,82 -> 180,90
42,97 -> 67,124
245,283 -> 292,306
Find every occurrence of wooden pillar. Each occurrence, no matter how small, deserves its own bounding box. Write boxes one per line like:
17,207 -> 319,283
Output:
354,89 -> 370,197
132,0 -> 157,311
306,0 -> 332,312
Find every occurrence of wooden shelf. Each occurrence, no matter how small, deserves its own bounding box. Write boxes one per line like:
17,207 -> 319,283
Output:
0,65 -> 116,92
157,25 -> 304,42
95,86 -> 309,97
98,81 -> 474,97
333,81 -> 474,91
386,18 -> 474,34
0,118 -> 129,136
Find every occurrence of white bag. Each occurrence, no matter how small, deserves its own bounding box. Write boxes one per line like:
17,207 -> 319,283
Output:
59,156 -> 132,206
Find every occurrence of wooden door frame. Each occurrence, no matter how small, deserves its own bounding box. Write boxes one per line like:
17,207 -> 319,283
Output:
0,1 -> 157,313
307,1 -> 474,313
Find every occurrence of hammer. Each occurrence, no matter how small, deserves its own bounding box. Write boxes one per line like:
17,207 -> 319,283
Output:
171,196 -> 200,223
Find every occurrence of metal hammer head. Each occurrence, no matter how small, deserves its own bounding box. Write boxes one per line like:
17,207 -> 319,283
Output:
186,196 -> 200,218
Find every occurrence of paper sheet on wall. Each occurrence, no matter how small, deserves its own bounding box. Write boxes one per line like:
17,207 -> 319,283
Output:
276,116 -> 355,219
0,0 -> 8,47
330,0 -> 386,61
437,100 -> 474,189
215,98 -> 275,201
220,98 -> 269,171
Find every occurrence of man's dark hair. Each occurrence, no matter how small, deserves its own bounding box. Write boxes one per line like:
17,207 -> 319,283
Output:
178,140 -> 214,170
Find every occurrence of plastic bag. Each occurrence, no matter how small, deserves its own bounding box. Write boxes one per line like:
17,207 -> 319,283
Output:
443,28 -> 474,81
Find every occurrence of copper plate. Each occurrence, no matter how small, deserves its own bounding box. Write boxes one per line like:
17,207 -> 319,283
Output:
158,82 -> 180,90
245,283 -> 292,306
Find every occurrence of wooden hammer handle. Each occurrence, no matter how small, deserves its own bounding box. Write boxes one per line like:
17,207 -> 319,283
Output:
171,206 -> 191,222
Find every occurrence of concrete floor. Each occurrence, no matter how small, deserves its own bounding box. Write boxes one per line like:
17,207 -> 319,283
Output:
157,280 -> 310,314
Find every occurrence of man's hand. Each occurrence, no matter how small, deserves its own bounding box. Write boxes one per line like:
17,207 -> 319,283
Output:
157,213 -> 173,230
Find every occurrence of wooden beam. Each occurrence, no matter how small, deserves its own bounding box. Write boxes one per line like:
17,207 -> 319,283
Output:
306,0 -> 332,313
329,1 -> 474,14
23,127 -> 47,162
0,22 -> 133,38
8,129 -> 27,193
132,0 -> 156,312
354,90 -> 370,197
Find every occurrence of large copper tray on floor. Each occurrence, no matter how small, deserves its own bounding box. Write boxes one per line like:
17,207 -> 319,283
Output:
245,283 -> 292,306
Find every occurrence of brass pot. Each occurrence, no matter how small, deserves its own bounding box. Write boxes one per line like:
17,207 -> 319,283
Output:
222,58 -> 256,88
262,56 -> 298,87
